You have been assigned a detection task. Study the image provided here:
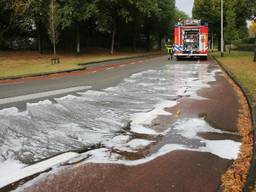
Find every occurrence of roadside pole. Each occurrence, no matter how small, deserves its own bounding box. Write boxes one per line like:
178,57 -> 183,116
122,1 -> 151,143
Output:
254,19 -> 256,62
221,0 -> 224,57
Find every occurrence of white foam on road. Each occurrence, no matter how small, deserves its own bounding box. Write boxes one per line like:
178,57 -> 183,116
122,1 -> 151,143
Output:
171,118 -> 241,160
130,101 -> 177,135
13,144 -> 199,191
0,86 -> 91,105
173,118 -> 225,139
0,107 -> 21,116
3,117 -> 241,191
203,140 -> 241,160
13,123 -> 241,191
0,152 -> 79,189
126,139 -> 154,150
66,144 -> 194,167
130,125 -> 158,135
0,63 -> 233,189
14,136 -> 241,191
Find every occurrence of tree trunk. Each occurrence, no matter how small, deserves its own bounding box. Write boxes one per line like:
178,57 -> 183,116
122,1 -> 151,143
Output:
229,41 -> 232,54
146,29 -> 150,52
254,47 -> 256,62
38,34 -> 41,53
53,40 -> 56,59
51,0 -> 56,59
218,35 -> 221,51
110,26 -> 116,55
132,23 -> 137,51
38,28 -> 42,53
36,22 -> 43,53
133,35 -> 137,51
158,33 -> 162,50
211,32 -> 214,51
76,23 -> 81,54
144,19 -> 151,52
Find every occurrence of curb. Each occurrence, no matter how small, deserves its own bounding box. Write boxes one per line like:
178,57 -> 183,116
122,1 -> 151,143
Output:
212,54 -> 256,192
77,52 -> 163,66
0,66 -> 87,81
0,52 -> 163,81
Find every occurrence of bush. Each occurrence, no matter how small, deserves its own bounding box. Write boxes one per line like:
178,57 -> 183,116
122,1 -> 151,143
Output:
233,38 -> 256,44
232,43 -> 255,51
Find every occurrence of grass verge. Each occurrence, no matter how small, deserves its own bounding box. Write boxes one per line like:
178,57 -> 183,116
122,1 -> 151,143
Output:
212,51 -> 255,191
0,50 -> 161,79
212,51 -> 256,100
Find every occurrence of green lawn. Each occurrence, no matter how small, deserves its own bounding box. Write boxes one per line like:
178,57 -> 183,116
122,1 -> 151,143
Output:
0,50 -> 160,79
213,51 -> 256,191
212,51 -> 256,101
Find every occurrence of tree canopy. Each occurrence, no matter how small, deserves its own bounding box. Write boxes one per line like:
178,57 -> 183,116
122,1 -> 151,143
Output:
193,0 -> 253,49
0,0 -> 176,54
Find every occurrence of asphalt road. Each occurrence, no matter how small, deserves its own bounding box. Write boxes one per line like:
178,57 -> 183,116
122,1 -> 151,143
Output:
0,55 -> 176,110
0,55 -> 244,192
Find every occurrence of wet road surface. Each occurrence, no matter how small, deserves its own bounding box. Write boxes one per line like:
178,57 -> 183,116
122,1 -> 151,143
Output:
0,56 -> 242,191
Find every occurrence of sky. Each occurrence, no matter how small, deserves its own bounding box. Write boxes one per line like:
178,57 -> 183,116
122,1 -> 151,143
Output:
176,0 -> 194,18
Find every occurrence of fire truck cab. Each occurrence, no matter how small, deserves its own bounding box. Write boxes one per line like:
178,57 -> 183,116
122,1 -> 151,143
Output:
174,19 -> 208,60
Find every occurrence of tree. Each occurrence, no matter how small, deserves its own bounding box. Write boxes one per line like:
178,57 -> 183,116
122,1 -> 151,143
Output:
59,0 -> 96,54
0,1 -> 14,48
175,9 -> 189,20
224,2 -> 239,53
249,22 -> 256,38
120,0 -> 153,51
252,20 -> 256,62
157,0 -> 176,48
0,0 -> 33,49
133,0 -> 160,51
130,0 -> 160,51
14,0 -> 49,52
0,0 -> 177,52
96,0 -> 121,55
193,0 -> 220,50
48,0 -> 59,62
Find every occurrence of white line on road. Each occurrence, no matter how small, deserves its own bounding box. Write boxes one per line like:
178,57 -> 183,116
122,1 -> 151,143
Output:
106,67 -> 114,70
0,81 -> 25,86
0,86 -> 91,105
0,152 -> 79,189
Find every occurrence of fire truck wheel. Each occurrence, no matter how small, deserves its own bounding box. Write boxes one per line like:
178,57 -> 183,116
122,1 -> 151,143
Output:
176,56 -> 181,61
200,56 -> 208,60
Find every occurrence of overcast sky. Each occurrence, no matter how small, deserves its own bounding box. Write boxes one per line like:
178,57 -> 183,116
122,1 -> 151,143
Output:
176,0 -> 194,17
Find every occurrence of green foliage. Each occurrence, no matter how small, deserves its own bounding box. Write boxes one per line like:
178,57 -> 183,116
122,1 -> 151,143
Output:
0,0 -> 176,52
233,43 -> 255,51
158,0 -> 175,37
193,0 -> 220,32
175,9 -> 189,20
225,2 -> 239,43
59,0 -> 96,29
193,0 -> 252,49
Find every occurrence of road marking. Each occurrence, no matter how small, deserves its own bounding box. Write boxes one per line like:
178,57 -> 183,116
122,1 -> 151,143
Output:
0,152 -> 79,189
0,81 -> 25,86
106,67 -> 114,70
0,86 -> 91,105
49,77 -> 65,80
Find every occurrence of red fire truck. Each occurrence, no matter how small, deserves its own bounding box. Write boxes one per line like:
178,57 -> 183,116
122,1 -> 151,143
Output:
174,19 -> 209,60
